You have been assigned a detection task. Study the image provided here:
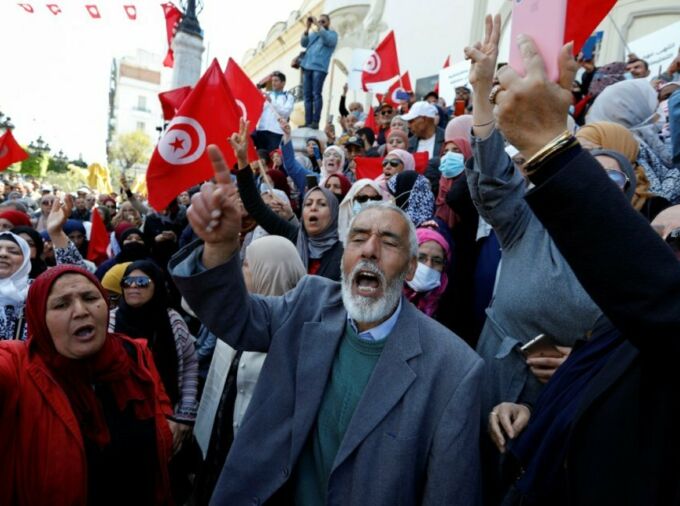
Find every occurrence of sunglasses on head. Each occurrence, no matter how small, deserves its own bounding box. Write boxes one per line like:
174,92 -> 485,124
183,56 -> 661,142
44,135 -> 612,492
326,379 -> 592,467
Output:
121,275 -> 151,289
354,194 -> 382,204
605,169 -> 630,190
382,159 -> 403,168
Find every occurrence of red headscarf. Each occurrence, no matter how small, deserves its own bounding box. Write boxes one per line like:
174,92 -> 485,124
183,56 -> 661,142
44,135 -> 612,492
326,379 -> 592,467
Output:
27,265 -> 158,448
325,173 -> 353,200
0,209 -> 32,228
266,168 -> 292,199
436,137 -> 473,230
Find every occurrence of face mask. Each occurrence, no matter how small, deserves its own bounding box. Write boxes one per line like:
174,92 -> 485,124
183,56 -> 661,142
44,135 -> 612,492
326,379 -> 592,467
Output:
438,152 -> 465,178
406,262 -> 441,293
623,71 -> 634,80
352,200 -> 365,215
352,110 -> 361,120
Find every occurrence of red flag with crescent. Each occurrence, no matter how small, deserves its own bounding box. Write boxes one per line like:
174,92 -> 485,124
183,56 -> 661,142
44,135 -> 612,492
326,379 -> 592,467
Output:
224,58 -> 265,162
361,31 -> 400,92
0,130 -> 29,172
147,59 -> 242,210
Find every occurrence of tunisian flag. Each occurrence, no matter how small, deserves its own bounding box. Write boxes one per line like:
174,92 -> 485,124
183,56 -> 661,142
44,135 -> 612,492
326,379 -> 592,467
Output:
147,59 -> 242,210
224,58 -> 265,162
162,2 -> 182,68
379,72 -> 413,108
0,130 -> 29,171
86,208 -> 110,265
159,85 -> 192,121
362,31 -> 400,91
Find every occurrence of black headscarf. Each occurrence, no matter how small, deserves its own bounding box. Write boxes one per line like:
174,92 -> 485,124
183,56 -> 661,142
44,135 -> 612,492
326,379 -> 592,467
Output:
12,226 -> 47,279
114,260 -> 179,404
115,227 -> 150,263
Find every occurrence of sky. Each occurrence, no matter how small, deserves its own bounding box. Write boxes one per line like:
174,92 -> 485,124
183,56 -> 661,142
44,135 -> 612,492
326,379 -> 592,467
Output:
0,0 -> 300,163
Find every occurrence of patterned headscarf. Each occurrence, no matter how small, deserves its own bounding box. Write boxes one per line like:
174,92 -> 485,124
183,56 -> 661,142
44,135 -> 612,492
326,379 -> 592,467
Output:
387,172 -> 434,227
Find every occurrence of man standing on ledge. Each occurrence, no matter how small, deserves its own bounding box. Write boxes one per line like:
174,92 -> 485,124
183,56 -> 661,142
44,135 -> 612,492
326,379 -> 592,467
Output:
300,14 -> 337,130
169,120 -> 483,505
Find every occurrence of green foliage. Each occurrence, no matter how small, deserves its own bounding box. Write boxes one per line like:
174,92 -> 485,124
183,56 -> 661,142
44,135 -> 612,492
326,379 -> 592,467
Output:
20,151 -> 49,177
108,130 -> 153,171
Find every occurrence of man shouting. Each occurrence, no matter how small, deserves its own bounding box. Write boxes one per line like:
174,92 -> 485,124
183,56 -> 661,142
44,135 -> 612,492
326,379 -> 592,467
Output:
170,121 -> 483,505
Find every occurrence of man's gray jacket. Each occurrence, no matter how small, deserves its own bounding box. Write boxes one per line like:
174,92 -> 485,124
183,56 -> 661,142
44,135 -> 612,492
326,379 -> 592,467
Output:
170,243 -> 483,505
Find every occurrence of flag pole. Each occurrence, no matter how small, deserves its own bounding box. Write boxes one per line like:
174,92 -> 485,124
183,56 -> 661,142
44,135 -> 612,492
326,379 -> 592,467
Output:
606,14 -> 632,57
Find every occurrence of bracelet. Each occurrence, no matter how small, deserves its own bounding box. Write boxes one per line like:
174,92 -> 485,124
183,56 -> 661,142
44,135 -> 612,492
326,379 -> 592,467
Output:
473,119 -> 495,128
523,131 -> 576,175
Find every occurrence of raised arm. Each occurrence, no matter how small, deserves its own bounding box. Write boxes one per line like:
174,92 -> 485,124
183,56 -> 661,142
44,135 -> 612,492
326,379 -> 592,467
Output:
236,165 -> 298,242
279,117 -> 318,192
493,32 -> 680,346
46,196 -> 87,269
463,14 -> 532,249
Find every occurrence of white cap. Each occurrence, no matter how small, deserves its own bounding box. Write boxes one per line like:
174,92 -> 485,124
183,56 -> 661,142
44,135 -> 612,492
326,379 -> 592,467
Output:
76,186 -> 90,194
400,101 -> 438,121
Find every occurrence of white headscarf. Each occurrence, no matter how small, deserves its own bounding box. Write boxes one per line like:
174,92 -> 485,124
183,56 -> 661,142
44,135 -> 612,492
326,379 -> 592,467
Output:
321,145 -> 346,181
0,232 -> 32,316
586,79 -> 658,130
338,179 -> 384,242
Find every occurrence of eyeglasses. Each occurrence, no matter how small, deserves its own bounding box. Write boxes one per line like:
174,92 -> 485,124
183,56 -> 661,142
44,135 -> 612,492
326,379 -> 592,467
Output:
354,194 -> 383,204
605,169 -> 630,190
121,275 -> 151,289
380,110 -> 394,116
418,253 -> 445,268
382,159 -> 403,168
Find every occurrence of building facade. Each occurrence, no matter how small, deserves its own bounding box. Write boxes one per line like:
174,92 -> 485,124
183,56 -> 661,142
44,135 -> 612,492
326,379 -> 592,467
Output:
107,50 -> 168,153
242,0 -> 680,127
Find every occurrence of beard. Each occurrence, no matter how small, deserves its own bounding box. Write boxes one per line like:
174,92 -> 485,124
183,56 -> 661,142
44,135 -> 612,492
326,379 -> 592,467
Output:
341,260 -> 406,325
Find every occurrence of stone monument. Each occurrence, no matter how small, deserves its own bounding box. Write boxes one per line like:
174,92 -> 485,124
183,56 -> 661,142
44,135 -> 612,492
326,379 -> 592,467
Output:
171,0 -> 205,89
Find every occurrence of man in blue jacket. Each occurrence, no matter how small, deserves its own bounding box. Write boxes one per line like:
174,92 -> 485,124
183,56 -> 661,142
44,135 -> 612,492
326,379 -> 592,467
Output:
300,14 -> 338,129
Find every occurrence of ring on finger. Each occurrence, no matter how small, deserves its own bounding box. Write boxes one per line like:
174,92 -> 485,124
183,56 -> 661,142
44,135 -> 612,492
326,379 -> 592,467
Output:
490,411 -> 499,417
488,84 -> 502,105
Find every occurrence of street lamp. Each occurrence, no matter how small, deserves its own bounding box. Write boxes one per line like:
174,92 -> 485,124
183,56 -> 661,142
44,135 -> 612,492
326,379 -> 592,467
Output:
28,136 -> 51,154
178,0 -> 204,37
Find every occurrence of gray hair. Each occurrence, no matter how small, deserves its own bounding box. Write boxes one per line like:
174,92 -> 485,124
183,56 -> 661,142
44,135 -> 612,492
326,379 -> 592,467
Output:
343,201 -> 418,258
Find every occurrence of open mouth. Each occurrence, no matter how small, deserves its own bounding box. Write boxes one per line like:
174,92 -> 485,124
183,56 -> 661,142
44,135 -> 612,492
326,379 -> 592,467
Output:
353,270 -> 382,296
73,324 -> 95,340
307,215 -> 319,225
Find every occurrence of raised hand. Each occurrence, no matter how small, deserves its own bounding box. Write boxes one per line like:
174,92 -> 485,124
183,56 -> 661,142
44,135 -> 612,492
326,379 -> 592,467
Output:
465,14 -> 501,94
46,195 -> 73,236
494,36 -> 577,158
229,118 -> 250,170
278,117 -> 292,143
187,145 -> 243,268
464,14 -> 501,138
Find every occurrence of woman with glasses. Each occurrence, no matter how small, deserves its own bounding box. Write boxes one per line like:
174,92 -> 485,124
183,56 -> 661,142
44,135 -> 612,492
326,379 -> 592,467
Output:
402,228 -> 451,318
337,179 -> 384,242
576,122 -> 671,220
109,260 -> 198,456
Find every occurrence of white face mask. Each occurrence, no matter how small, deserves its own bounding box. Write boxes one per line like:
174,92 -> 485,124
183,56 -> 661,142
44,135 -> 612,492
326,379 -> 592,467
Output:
405,262 -> 441,293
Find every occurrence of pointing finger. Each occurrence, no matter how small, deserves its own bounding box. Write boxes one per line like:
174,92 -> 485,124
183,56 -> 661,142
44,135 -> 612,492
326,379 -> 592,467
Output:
208,145 -> 232,185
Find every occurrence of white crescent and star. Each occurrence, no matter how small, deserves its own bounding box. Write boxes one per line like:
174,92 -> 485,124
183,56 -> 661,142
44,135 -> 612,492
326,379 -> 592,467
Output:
158,116 -> 206,165
363,52 -> 382,75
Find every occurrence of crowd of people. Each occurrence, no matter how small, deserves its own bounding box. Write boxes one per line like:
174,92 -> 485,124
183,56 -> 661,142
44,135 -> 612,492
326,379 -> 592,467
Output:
2,11 -> 680,506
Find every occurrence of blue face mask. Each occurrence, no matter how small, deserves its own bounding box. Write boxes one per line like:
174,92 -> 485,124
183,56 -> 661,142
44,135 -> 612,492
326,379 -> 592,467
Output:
438,152 -> 465,178
352,200 -> 365,215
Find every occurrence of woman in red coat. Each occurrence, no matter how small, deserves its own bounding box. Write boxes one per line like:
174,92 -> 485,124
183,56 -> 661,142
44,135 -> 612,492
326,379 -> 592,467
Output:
0,264 -> 174,505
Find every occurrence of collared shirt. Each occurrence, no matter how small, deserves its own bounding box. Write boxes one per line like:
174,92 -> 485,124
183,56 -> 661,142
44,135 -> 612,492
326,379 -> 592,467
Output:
348,298 -> 403,342
257,90 -> 295,134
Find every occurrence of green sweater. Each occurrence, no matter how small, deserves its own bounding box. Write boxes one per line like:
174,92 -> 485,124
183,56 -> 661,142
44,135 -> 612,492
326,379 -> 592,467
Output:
293,322 -> 386,505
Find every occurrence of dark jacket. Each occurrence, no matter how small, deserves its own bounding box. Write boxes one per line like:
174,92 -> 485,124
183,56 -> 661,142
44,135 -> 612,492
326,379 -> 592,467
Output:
408,126 -> 446,196
521,145 -> 680,505
236,166 -> 343,281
